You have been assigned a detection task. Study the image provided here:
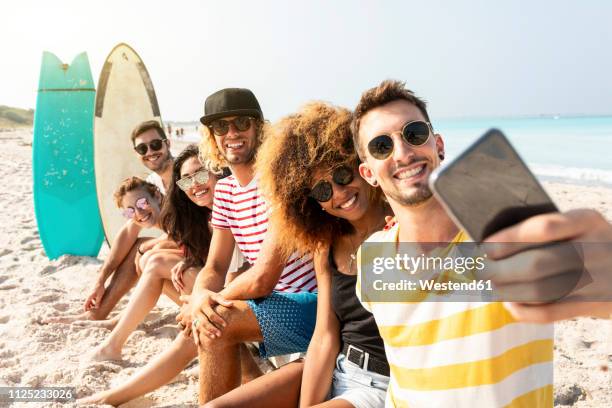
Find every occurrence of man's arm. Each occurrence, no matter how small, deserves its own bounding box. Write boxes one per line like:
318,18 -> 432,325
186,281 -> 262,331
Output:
218,226 -> 287,300
188,227 -> 238,339
194,227 -> 237,292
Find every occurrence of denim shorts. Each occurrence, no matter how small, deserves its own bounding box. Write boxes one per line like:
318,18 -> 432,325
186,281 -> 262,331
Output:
246,291 -> 317,358
329,353 -> 390,408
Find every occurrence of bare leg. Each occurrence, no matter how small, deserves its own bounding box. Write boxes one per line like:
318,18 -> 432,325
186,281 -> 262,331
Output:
197,302 -> 263,403
78,332 -> 197,406
43,239 -> 148,324
202,361 -> 304,408
88,251 -> 185,361
239,344 -> 264,382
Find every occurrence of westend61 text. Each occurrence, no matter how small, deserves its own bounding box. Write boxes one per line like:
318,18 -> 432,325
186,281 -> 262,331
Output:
373,279 -> 493,292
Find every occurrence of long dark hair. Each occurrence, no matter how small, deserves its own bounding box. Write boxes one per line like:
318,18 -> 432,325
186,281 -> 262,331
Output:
160,145 -> 215,265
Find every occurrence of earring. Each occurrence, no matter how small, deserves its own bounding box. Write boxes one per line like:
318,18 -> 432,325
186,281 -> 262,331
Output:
372,179 -> 379,186
438,153 -> 445,161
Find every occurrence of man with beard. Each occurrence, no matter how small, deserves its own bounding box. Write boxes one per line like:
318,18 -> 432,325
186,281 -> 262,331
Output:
180,88 -> 317,404
132,120 -> 174,194
44,121 -> 175,325
352,80 -> 553,407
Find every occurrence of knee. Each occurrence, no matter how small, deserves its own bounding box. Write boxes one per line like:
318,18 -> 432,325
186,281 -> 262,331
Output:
212,304 -> 235,325
141,253 -> 167,278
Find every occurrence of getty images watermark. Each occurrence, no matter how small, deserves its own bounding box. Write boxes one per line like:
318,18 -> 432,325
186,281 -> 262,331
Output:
359,241 -> 609,303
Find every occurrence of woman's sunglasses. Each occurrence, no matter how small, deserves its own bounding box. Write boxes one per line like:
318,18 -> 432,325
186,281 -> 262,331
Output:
367,120 -> 432,160
176,169 -> 210,192
309,166 -> 354,202
122,197 -> 150,219
209,116 -> 253,136
134,139 -> 166,156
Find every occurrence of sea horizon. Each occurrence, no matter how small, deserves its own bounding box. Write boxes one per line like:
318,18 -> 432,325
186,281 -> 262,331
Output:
166,115 -> 612,188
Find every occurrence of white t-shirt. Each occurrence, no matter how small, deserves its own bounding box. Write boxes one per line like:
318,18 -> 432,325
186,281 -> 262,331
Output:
146,171 -> 166,195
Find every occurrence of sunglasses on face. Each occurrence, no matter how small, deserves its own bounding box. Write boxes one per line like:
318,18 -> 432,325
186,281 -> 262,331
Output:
367,120 -> 432,160
134,139 -> 166,156
209,116 -> 253,136
122,197 -> 151,219
176,169 -> 210,192
309,166 -> 354,202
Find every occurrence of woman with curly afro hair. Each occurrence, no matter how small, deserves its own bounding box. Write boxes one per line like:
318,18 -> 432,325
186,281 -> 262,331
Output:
206,102 -> 392,408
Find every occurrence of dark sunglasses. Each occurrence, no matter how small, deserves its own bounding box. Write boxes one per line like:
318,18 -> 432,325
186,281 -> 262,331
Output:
309,166 -> 354,202
209,116 -> 253,136
134,139 -> 166,156
367,120 -> 432,160
121,197 -> 150,219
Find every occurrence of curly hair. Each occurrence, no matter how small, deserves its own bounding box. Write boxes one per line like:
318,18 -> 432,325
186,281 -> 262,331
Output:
351,79 -> 430,160
159,144 -> 217,265
113,177 -> 160,207
257,101 -> 377,257
198,119 -> 266,169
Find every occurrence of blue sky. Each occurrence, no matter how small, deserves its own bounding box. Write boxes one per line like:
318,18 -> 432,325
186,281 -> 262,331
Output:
3,0 -> 612,121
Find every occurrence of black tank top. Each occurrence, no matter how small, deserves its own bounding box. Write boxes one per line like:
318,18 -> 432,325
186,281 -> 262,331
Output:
329,250 -> 388,363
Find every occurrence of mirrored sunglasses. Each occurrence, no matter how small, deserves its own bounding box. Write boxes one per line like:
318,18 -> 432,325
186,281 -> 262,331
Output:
176,169 -> 210,191
122,197 -> 150,219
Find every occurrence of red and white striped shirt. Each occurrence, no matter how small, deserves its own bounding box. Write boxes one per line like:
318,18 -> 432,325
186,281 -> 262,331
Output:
212,176 -> 317,293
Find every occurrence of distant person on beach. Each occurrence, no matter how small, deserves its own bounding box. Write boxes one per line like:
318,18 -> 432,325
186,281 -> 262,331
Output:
352,80 -> 553,407
44,121 -> 174,324
178,88 -> 317,404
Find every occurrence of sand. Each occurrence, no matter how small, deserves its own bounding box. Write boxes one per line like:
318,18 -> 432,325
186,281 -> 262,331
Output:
0,128 -> 610,407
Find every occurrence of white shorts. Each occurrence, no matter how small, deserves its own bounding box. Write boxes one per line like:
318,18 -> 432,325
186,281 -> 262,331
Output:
329,353 -> 389,408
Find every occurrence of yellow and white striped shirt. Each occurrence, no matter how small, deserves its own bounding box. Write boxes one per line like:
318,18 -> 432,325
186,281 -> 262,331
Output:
357,224 -> 553,408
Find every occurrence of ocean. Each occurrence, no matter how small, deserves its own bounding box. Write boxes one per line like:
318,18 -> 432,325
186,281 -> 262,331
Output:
174,116 -> 612,187
436,116 -> 612,187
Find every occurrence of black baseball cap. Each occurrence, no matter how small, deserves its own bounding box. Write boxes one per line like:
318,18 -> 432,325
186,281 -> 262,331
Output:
199,88 -> 263,125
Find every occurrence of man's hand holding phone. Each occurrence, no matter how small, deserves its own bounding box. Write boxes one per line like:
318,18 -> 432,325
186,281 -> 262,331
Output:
484,209 -> 612,322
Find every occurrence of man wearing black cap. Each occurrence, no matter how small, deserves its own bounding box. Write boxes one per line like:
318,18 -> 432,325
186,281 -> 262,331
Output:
180,88 -> 317,403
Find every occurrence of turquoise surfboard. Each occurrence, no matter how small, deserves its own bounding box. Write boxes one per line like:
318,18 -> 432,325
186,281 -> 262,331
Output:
32,51 -> 104,259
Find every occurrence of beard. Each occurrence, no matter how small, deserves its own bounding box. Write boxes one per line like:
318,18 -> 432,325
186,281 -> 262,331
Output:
387,181 -> 433,206
145,150 -> 171,172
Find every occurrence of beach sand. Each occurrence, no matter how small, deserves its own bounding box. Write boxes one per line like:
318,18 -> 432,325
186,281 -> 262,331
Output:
0,128 -> 610,407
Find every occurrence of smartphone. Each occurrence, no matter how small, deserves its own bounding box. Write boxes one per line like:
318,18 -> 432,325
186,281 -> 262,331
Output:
429,129 -> 558,242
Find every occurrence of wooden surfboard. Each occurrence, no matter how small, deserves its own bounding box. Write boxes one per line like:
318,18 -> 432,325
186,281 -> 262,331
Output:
94,43 -> 162,244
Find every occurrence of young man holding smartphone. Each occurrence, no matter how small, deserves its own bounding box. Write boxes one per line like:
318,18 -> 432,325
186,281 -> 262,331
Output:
352,80 -> 553,407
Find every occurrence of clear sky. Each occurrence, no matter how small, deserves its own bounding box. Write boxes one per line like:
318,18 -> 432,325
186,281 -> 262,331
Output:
3,0 -> 612,121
